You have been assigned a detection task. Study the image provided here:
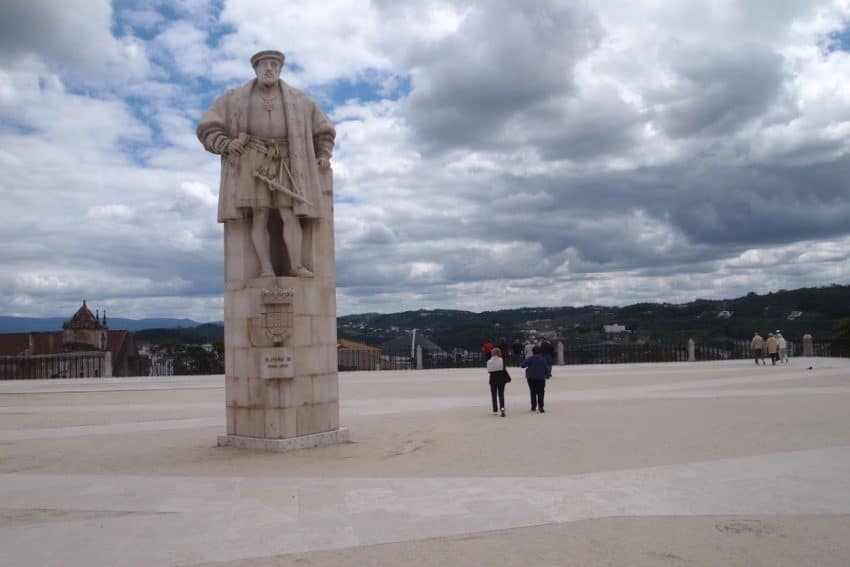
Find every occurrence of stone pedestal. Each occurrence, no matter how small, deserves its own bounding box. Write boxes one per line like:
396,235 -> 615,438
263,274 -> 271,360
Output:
687,338 -> 695,362
218,428 -> 348,452
218,168 -> 346,447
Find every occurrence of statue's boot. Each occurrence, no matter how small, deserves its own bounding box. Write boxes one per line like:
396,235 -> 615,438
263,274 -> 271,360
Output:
292,266 -> 313,277
259,265 -> 275,277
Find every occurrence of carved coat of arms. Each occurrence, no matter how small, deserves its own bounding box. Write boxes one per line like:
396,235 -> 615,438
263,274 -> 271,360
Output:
262,287 -> 294,344
250,287 -> 294,347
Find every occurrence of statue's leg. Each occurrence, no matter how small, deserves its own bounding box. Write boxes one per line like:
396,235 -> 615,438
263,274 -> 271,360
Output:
252,208 -> 275,277
280,208 -> 312,277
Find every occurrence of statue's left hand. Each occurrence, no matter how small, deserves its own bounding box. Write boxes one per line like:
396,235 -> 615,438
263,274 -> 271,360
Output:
317,157 -> 331,171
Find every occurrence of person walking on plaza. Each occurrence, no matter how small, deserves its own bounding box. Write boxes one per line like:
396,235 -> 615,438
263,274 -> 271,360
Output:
539,337 -> 555,368
751,332 -> 766,365
766,332 -> 779,365
482,339 -> 494,362
511,338 -> 524,366
521,346 -> 551,413
498,338 -> 509,365
776,331 -> 788,364
486,347 -> 510,417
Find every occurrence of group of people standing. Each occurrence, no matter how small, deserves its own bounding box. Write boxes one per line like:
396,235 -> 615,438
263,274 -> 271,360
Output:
482,339 -> 521,364
483,337 -> 556,366
751,331 -> 789,365
486,345 -> 552,417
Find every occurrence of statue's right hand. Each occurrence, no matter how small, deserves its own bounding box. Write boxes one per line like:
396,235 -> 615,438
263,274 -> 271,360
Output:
227,138 -> 246,156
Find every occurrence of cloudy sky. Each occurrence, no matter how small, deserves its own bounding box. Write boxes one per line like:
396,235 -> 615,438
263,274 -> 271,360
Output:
1,0 -> 849,321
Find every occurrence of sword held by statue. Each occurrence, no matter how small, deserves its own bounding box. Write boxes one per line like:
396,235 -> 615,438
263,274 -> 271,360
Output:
253,171 -> 314,208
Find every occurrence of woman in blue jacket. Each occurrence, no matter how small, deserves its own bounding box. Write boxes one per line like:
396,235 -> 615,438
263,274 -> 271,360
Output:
521,346 -> 551,413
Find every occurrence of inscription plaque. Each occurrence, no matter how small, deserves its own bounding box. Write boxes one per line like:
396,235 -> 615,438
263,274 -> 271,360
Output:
259,347 -> 295,379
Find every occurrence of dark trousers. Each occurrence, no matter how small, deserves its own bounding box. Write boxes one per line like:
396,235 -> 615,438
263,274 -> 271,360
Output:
527,379 -> 546,410
753,348 -> 764,364
770,352 -> 777,365
490,382 -> 505,412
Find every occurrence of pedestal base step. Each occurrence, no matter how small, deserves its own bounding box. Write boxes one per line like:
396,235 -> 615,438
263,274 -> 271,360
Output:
217,428 -> 350,452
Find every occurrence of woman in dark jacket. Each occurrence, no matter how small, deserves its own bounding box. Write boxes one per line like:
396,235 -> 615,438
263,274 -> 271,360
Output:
521,346 -> 551,413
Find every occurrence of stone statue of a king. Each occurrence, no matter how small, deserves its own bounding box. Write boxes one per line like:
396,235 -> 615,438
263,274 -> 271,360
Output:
199,50 -> 346,449
198,49 -> 335,278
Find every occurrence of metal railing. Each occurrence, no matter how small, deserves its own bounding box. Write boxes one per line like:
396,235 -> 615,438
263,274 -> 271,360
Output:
340,338 -> 834,372
564,342 -> 688,364
0,352 -> 108,380
2,339 -> 837,378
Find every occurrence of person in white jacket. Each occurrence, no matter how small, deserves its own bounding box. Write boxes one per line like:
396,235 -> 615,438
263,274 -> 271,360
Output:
486,348 -> 510,417
776,331 -> 788,364
751,332 -> 766,365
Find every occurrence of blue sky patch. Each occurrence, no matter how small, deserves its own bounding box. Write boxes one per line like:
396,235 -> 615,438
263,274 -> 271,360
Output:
118,137 -> 154,167
318,72 -> 412,110
111,0 -> 166,40
334,194 -> 360,205
826,25 -> 850,53
0,119 -> 37,136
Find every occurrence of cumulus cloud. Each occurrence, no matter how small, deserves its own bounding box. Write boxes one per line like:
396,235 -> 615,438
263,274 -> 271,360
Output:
153,21 -> 212,78
0,0 -> 150,83
215,0 -> 395,86
403,0 -> 602,153
86,204 -> 136,222
330,0 -> 850,314
652,44 -> 785,138
1,0 -> 850,321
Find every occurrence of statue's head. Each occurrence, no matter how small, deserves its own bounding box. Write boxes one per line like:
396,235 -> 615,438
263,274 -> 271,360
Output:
251,50 -> 285,86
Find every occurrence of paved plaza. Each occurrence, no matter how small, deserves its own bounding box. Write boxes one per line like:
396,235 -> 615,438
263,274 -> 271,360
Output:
1,358 -> 849,566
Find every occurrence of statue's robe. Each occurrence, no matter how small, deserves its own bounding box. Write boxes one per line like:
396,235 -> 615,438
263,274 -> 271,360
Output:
197,79 -> 336,221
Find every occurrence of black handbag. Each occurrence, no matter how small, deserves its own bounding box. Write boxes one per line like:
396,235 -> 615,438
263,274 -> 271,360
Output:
502,363 -> 512,383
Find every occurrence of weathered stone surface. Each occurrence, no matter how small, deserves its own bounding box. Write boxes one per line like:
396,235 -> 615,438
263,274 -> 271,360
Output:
200,50 -> 342,446
312,373 -> 339,404
218,427 -> 349,451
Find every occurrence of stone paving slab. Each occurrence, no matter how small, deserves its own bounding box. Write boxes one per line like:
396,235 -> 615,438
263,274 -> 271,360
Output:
0,358 -> 848,565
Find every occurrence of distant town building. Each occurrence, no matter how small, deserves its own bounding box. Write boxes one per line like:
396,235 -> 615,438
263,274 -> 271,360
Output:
787,310 -> 803,320
381,333 -> 443,355
375,332 -> 444,370
139,343 -> 172,376
337,339 -> 380,371
603,324 -> 627,334
716,310 -> 732,319
0,301 -> 144,379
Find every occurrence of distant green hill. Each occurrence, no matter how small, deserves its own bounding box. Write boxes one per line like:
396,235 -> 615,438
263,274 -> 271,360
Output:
22,284 -> 845,351
135,323 -> 224,345
0,316 -> 204,333
338,284 -> 850,350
